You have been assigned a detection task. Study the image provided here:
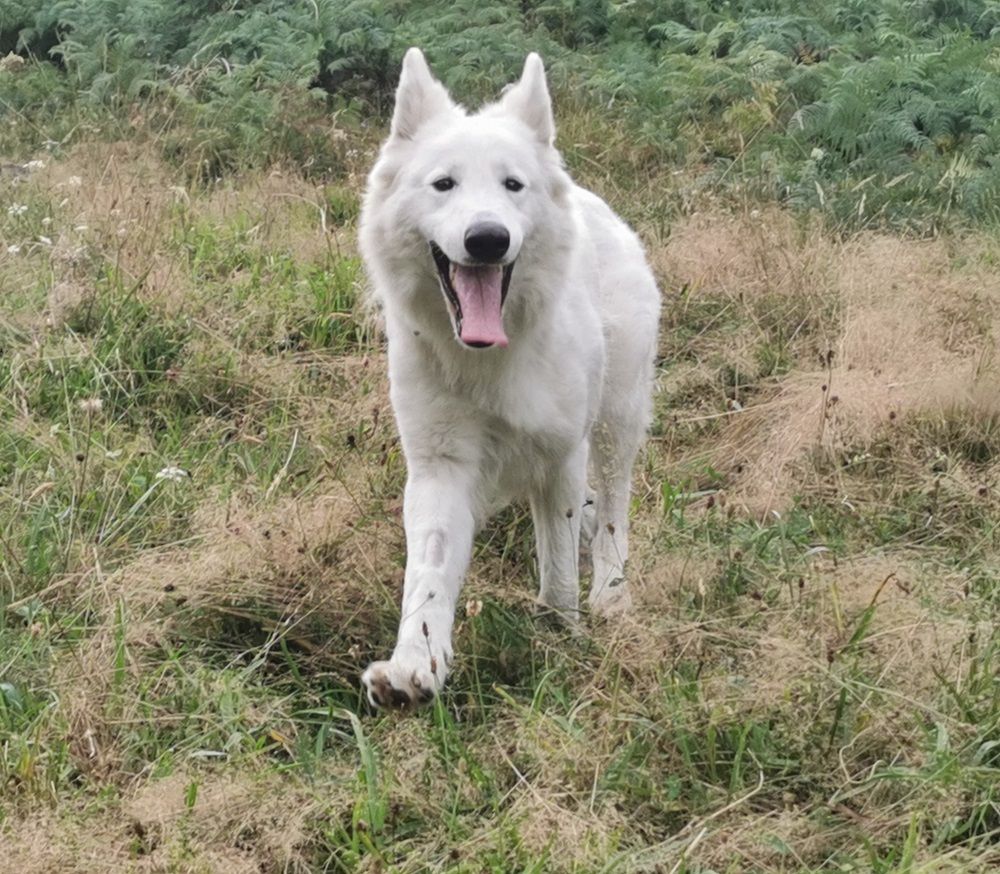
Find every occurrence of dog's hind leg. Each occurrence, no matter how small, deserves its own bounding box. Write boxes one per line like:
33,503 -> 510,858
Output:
588,286 -> 656,617
361,461 -> 476,708
588,417 -> 644,617
530,443 -> 586,625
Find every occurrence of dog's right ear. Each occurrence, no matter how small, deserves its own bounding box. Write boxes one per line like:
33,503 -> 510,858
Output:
390,48 -> 456,141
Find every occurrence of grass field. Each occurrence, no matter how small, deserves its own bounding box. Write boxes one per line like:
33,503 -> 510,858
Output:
2,85 -> 1000,872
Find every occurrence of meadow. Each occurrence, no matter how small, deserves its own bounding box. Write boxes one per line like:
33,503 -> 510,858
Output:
2,2 -> 1000,871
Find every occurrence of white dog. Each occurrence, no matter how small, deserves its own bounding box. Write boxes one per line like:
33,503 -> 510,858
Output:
358,48 -> 660,707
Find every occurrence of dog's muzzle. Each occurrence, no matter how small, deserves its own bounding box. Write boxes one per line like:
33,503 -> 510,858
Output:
430,242 -> 514,349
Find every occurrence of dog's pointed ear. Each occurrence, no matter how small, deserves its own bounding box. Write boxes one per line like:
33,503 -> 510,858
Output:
501,53 -> 555,145
390,47 -> 456,141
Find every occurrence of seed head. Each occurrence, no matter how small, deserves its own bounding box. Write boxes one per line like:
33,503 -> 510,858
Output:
78,397 -> 103,415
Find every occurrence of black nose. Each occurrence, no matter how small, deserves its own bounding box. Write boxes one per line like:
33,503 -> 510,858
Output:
464,222 -> 510,262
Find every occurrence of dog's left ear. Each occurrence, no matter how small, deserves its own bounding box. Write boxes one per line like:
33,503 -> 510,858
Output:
501,53 -> 555,145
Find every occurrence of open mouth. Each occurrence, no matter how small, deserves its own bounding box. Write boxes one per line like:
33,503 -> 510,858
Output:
430,242 -> 514,348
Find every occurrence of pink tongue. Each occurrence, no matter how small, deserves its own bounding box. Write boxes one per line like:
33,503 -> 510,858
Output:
452,264 -> 508,348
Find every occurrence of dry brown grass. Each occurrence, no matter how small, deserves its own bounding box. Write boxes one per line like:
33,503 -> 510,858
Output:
4,140 -> 1000,872
652,209 -> 1000,516
6,140 -> 371,330
2,769 -> 337,874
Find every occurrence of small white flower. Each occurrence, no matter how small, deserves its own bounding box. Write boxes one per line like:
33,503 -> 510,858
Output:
156,466 -> 191,482
67,176 -> 82,188
7,203 -> 27,217
78,398 -> 103,414
6,244 -> 20,254
810,147 -> 825,161
24,160 -> 45,170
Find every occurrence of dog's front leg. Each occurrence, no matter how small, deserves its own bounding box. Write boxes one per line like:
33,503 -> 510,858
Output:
530,444 -> 586,624
362,463 -> 476,708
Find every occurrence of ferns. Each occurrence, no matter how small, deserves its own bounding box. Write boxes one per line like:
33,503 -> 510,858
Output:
778,35 -> 1000,227
2,0 -> 1000,226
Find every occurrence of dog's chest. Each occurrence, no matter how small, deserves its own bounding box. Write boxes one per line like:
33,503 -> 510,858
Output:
459,357 -> 591,443
482,416 -> 576,499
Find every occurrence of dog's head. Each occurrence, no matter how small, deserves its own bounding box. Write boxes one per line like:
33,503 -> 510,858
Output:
361,49 -> 570,350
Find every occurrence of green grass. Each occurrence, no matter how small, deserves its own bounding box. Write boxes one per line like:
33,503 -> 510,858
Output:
1,99 -> 1000,873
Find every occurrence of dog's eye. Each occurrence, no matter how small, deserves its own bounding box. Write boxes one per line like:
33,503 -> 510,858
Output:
504,178 -> 524,192
432,177 -> 456,192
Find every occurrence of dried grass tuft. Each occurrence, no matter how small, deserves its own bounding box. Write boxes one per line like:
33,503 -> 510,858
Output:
655,212 -> 1000,515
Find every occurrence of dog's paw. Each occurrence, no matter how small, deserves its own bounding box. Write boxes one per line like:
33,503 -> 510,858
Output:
589,577 -> 632,618
534,596 -> 583,631
361,646 -> 448,710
